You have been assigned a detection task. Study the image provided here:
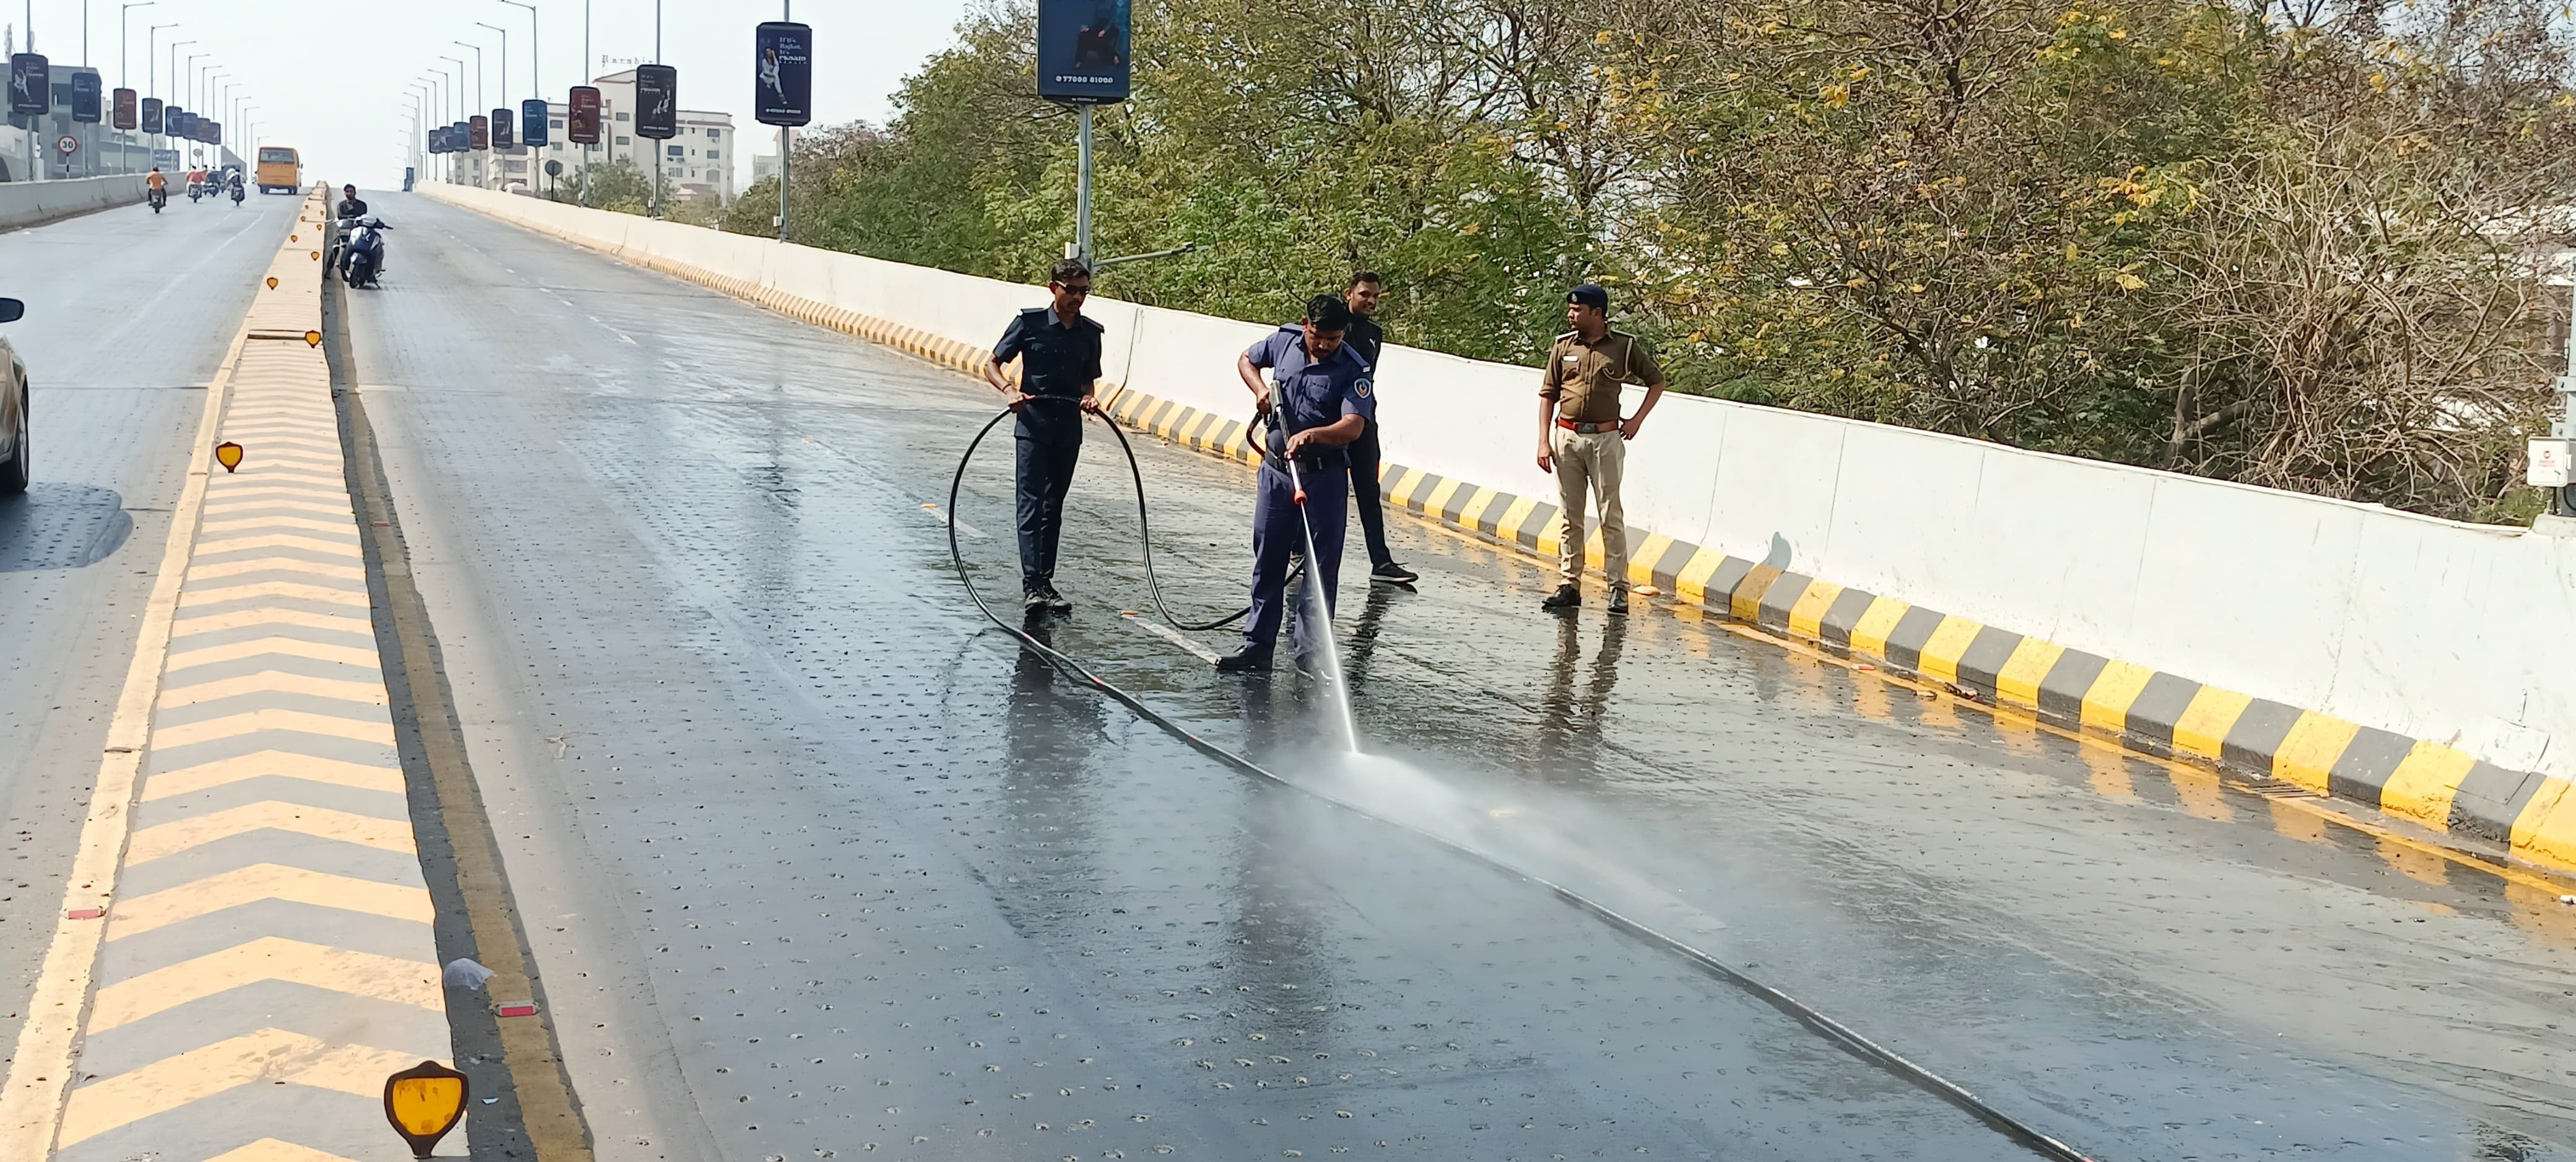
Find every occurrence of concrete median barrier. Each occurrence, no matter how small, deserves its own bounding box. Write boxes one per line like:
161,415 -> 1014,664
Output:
416,181 -> 2576,878
0,175 -> 148,230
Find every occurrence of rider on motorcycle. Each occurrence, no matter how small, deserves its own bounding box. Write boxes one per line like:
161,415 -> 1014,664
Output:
144,167 -> 167,210
228,170 -> 245,205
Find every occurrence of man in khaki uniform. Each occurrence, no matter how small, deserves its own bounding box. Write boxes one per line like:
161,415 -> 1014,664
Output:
1536,284 -> 1666,614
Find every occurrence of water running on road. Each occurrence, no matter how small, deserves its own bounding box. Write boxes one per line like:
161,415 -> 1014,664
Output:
1293,506 -> 1360,751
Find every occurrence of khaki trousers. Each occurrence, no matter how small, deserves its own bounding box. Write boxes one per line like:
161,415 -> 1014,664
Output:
1549,426 -> 1629,592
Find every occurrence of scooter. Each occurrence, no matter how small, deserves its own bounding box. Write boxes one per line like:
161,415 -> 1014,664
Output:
340,216 -> 389,288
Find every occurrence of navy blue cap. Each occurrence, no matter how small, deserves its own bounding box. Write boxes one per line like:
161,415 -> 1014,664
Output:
1568,284 -> 1610,313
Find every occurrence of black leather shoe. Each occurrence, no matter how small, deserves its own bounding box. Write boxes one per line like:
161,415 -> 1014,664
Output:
1371,561 -> 1419,585
1038,583 -> 1073,613
1608,589 -> 1630,615
1022,589 -> 1049,615
1216,646 -> 1274,673
1540,584 -> 1581,610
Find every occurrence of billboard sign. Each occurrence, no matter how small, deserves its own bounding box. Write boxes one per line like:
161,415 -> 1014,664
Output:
111,86 -> 136,129
204,119 -> 220,147
1035,0 -> 1129,105
490,106 -> 515,150
69,71 -> 100,123
633,64 -> 676,139
567,86 -> 601,143
754,22 -> 812,127
520,97 -> 549,148
140,95 -> 162,134
9,54 -> 47,116
469,114 -> 489,150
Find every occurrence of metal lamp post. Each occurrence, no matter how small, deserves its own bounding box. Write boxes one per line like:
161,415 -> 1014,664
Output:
495,0 -> 536,193
453,40 -> 483,187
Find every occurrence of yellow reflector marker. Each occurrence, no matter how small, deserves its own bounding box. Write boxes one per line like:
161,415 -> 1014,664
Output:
305,330 -> 323,348
214,441 -> 243,472
266,276 -> 279,289
383,1059 -> 470,1159
311,251 -> 321,260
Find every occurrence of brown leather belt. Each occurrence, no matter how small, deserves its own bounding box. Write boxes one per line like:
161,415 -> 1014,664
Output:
1556,418 -> 1616,434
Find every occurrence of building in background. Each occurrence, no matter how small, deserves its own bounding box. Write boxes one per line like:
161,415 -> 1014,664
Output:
583,69 -> 735,204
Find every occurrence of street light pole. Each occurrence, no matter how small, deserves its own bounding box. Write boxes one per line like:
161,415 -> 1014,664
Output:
778,0 -> 790,242
497,0 -> 536,193
438,56 -> 464,184
454,40 -> 483,187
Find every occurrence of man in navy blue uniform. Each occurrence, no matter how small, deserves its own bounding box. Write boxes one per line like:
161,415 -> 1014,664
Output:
985,259 -> 1105,615
1217,295 -> 1377,672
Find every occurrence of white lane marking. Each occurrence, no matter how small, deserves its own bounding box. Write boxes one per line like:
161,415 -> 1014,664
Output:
919,503 -> 983,540
1125,614 -> 1224,663
0,313 -> 253,1154
616,332 -> 638,345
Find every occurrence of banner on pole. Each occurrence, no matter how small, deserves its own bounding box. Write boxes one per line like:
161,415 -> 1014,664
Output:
754,22 -> 812,128
112,87 -> 136,130
1035,0 -> 1129,105
634,64 -> 677,139
521,97 -> 549,148
567,86 -> 601,144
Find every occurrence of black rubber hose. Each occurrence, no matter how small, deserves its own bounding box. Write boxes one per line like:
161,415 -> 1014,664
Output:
944,407 -> 2097,1162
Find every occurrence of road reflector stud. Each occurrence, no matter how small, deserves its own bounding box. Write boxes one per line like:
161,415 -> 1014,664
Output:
383,1060 -> 469,1160
305,329 -> 323,348
214,441 -> 244,472
64,908 -> 102,920
311,251 -> 321,261
266,276 -> 279,289
496,1002 -> 537,1018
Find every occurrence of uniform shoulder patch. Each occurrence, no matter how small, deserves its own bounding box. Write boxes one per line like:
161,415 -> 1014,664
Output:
1356,378 -> 1373,399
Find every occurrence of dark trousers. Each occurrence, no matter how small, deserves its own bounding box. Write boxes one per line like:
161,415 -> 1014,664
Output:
1347,418 -> 1393,568
1245,457 -> 1349,656
1014,424 -> 1082,590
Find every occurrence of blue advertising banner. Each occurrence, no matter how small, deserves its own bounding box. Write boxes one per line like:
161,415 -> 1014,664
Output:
754,22 -> 812,128
1035,0 -> 1128,105
140,95 -> 162,134
634,64 -> 677,139
490,106 -> 515,150
69,72 -> 100,123
9,54 -> 48,116
521,97 -> 549,148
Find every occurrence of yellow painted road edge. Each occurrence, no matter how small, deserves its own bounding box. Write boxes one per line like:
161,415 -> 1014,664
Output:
0,324 -> 249,1156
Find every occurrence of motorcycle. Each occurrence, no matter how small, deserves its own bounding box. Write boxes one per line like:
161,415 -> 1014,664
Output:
340,216 -> 389,288
147,186 -> 166,214
230,180 -> 245,207
186,179 -> 202,204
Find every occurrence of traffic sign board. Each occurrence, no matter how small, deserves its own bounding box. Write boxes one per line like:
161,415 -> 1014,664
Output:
54,134 -> 77,156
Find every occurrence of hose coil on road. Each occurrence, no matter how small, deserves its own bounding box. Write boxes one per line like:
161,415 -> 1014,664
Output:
945,405 -> 2099,1162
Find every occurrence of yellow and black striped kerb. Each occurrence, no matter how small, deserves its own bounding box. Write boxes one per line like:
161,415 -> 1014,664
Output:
420,186 -> 2576,883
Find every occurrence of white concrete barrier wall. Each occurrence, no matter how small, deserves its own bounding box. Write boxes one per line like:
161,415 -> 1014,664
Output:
0,175 -> 144,228
418,183 -> 2576,778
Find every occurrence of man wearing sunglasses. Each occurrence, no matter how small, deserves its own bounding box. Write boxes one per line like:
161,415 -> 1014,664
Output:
986,259 -> 1106,615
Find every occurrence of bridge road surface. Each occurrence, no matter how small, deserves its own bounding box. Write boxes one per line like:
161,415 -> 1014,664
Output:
334,191 -> 2576,1162
0,193 -> 306,1067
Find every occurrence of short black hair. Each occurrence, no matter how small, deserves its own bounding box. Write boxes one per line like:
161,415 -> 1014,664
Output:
1048,258 -> 1092,286
1304,294 -> 1354,332
1347,270 -> 1382,290
1568,284 -> 1611,313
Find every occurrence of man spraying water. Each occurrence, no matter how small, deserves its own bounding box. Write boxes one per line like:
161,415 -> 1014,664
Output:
1217,294 -> 1376,674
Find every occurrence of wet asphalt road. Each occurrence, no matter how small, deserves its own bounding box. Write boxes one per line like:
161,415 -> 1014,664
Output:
340,192 -> 2576,1161
0,192 -> 303,1064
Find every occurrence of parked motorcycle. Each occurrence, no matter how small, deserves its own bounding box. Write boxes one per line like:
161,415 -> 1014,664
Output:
340,216 -> 389,288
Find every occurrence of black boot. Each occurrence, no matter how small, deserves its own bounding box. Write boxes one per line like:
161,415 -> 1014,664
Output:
1215,645 -> 1273,672
1540,584 -> 1581,611
1038,582 -> 1073,613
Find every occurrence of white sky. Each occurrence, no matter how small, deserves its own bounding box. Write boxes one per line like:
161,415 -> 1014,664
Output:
9,0 -> 976,191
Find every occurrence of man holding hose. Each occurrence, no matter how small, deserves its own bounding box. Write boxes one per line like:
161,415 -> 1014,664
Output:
986,259 -> 1105,616
1217,295 -> 1377,673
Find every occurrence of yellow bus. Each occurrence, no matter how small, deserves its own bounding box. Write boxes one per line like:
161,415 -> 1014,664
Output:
254,146 -> 300,194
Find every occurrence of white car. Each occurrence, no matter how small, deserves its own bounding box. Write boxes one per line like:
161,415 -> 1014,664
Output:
0,298 -> 25,494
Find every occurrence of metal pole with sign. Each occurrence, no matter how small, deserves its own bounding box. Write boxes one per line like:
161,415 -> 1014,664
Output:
754,14 -> 809,243
634,62 -> 675,217
1034,0 -> 1130,267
